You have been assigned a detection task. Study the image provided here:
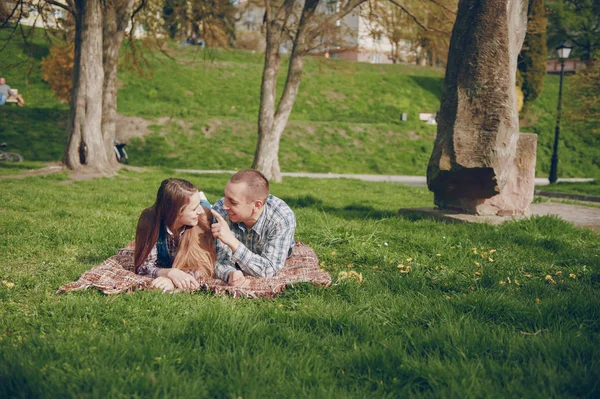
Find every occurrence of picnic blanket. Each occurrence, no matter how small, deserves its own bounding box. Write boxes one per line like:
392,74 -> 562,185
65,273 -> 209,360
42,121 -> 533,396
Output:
57,242 -> 331,298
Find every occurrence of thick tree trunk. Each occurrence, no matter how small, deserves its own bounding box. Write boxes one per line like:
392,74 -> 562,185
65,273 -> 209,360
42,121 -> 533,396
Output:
102,0 -> 135,167
64,0 -> 110,171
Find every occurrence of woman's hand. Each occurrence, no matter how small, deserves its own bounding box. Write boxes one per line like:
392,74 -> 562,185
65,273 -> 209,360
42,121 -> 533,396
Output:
152,276 -> 175,292
228,270 -> 249,287
167,268 -> 200,290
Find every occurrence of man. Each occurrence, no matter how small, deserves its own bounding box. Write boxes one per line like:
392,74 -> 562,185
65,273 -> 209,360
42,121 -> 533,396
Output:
0,77 -> 24,106
211,169 -> 296,286
0,77 -> 9,106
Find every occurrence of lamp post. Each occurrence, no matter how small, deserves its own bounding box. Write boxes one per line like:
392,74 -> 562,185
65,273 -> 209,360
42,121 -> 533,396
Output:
549,41 -> 573,184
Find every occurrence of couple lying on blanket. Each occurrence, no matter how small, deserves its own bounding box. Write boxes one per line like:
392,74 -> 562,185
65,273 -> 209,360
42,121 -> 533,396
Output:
135,169 -> 296,292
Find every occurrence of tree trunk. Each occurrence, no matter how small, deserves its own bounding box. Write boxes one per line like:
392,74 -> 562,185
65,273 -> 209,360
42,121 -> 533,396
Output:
102,0 -> 135,167
252,0 -> 294,181
252,0 -> 319,182
64,0 -> 110,171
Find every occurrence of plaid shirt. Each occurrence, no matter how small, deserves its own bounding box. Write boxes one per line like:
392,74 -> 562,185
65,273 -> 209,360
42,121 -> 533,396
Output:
136,226 -> 187,278
213,194 -> 296,281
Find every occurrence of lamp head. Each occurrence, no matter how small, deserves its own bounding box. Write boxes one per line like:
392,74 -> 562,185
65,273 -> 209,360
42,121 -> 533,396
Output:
556,41 -> 573,60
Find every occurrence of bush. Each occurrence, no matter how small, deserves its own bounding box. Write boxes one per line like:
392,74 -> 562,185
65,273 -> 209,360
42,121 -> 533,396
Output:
235,30 -> 265,52
41,43 -> 74,104
517,0 -> 547,106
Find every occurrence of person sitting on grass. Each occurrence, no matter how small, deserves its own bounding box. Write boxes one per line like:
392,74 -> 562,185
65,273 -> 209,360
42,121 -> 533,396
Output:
210,169 -> 296,287
134,178 -> 215,292
0,77 -> 24,106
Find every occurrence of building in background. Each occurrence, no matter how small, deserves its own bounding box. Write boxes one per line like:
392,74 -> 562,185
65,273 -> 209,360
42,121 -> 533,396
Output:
235,0 -> 419,64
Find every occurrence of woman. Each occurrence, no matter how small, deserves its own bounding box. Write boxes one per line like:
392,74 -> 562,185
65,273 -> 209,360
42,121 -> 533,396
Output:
134,178 -> 215,291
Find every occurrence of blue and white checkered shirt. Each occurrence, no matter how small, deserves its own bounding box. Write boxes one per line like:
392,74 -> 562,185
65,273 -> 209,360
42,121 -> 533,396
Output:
212,194 -> 296,281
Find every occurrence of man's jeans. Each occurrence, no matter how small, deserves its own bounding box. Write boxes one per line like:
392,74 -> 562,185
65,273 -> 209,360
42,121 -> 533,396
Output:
0,93 -> 6,106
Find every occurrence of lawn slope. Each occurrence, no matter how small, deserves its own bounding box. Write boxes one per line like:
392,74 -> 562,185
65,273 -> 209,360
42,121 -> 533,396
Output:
1,28 -> 598,178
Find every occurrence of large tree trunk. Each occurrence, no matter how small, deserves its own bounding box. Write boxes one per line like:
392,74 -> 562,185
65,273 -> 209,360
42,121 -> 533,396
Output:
64,0 -> 110,171
102,0 -> 135,167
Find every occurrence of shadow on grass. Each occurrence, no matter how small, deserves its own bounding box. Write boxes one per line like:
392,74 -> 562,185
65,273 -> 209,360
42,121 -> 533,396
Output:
282,195 -> 397,220
409,75 -> 443,100
0,107 -> 67,162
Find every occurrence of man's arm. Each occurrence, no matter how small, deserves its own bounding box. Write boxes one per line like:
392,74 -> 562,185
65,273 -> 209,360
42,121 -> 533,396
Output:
213,238 -> 238,282
230,221 -> 295,278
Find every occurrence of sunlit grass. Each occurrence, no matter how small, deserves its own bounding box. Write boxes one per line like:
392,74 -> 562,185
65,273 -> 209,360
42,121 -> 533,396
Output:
1,171 -> 599,397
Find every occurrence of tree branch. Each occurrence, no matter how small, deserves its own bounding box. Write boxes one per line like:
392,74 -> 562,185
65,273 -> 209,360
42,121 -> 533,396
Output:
426,0 -> 456,15
388,0 -> 428,31
44,0 -> 75,17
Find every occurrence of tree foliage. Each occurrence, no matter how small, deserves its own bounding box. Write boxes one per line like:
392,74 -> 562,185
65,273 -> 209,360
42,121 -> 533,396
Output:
41,42 -> 74,103
567,53 -> 600,134
162,0 -> 237,47
546,0 -> 600,64
362,0 -> 457,66
518,0 -> 547,106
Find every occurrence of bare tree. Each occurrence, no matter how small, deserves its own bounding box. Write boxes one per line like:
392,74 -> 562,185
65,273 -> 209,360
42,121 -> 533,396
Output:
252,0 -> 455,181
62,0 -> 108,170
3,0 -> 140,171
253,0 -> 365,181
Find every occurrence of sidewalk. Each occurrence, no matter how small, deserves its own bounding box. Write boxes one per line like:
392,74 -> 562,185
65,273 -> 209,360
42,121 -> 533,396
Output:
175,169 -> 594,187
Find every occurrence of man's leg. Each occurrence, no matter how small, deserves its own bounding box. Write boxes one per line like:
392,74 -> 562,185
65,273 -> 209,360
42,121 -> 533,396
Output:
0,94 -> 6,106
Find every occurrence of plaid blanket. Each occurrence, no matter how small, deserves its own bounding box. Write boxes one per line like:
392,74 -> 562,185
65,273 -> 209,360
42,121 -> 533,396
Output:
57,242 -> 331,298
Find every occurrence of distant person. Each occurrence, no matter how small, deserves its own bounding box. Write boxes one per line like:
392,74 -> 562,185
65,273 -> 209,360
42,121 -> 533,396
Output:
0,77 -> 9,106
210,169 -> 296,287
0,77 -> 24,106
135,178 -> 215,292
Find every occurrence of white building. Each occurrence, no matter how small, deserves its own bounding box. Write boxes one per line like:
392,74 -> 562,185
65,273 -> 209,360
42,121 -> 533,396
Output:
235,0 -> 418,64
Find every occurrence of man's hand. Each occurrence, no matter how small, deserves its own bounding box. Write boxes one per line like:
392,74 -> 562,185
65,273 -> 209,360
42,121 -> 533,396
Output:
166,268 -> 200,290
152,276 -> 175,292
228,270 -> 249,287
211,210 -> 240,251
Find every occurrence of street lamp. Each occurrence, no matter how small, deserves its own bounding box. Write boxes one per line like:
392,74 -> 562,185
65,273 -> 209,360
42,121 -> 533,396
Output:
549,41 -> 573,184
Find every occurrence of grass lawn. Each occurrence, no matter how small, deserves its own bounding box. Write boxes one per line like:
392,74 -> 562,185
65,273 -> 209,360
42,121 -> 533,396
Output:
1,171 -> 599,397
2,28 -> 599,178
539,181 -> 600,197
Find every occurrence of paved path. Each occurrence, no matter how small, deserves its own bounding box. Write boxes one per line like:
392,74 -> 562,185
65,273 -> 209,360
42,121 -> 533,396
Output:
177,169 -> 598,232
175,169 -> 593,187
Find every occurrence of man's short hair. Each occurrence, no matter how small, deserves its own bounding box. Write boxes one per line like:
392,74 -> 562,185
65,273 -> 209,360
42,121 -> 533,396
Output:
229,169 -> 269,202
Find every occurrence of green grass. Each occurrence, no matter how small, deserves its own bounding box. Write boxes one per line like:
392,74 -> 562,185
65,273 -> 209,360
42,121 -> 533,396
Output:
2,28 -> 599,178
539,180 -> 600,197
1,171 -> 599,397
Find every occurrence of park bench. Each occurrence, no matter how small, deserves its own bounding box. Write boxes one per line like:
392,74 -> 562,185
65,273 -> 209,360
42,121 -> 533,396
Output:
5,89 -> 24,106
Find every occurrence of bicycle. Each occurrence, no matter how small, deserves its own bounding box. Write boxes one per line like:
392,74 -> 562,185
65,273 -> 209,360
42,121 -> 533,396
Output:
0,143 -> 24,162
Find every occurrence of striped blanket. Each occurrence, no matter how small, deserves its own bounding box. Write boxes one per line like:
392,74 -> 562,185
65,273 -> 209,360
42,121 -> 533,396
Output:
57,242 -> 331,298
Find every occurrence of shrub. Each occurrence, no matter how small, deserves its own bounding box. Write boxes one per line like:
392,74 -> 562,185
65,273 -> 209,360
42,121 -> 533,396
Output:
41,43 -> 74,104
235,30 -> 265,52
518,0 -> 547,106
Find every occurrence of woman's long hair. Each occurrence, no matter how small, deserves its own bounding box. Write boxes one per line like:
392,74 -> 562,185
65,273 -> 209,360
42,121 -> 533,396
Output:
134,178 -> 215,278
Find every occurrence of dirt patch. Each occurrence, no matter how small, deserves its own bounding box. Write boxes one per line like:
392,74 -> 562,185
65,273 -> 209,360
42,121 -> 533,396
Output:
115,114 -> 155,141
323,90 -> 346,102
0,163 -> 64,181
116,114 -> 204,141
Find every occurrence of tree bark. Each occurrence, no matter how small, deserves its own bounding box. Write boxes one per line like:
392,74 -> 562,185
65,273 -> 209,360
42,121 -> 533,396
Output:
102,0 -> 135,167
252,0 -> 295,181
64,0 -> 110,171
